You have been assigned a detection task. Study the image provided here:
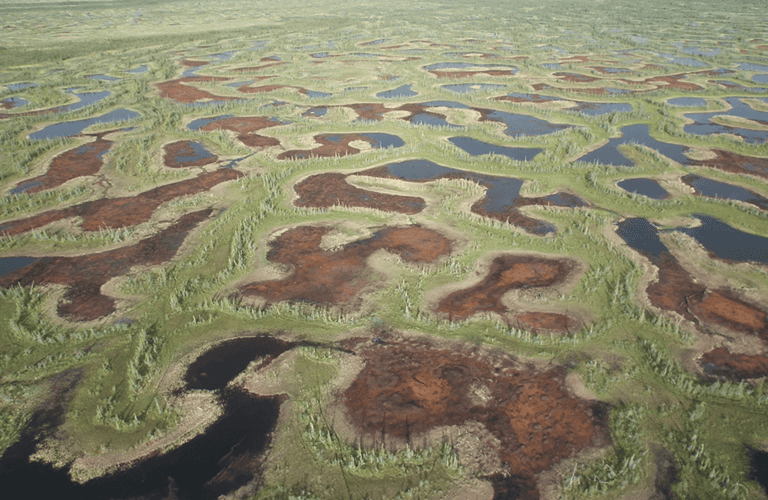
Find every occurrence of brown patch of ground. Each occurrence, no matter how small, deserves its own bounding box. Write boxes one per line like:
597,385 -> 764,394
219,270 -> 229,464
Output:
691,290 -> 768,338
154,76 -> 236,103
696,149 -> 768,178
278,133 -> 382,160
699,347 -> 768,380
619,74 -> 704,92
193,116 -> 282,148
12,132 -> 114,194
163,140 -> 219,169
645,252 -> 706,324
553,72 -> 601,83
0,209 -> 212,321
436,255 -> 575,322
514,312 -> 576,334
340,335 -> 611,499
293,172 -> 425,214
495,94 -> 562,104
0,169 -> 243,235
236,225 -> 451,309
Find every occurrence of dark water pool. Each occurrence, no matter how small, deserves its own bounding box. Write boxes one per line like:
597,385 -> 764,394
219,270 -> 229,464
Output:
29,108 -> 139,140
174,141 -> 216,165
359,132 -> 405,149
6,82 -> 36,91
617,178 -> 670,200
302,106 -> 328,117
615,218 -> 667,260
304,89 -> 332,99
711,80 -> 768,94
448,136 -> 542,161
0,256 -> 39,277
748,448 -> 768,495
376,84 -> 418,98
739,63 -> 768,72
683,97 -> 768,143
1,96 -> 28,108
568,101 -> 633,116
126,66 -> 148,74
187,115 -> 235,131
753,74 -> 768,84
86,74 -> 119,82
675,215 -> 768,264
480,108 -> 571,137
668,97 -> 707,107
682,174 -> 768,210
575,124 -> 691,167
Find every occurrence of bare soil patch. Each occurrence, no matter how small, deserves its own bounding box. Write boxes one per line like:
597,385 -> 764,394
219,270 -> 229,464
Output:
339,334 -> 611,499
0,209 -> 212,321
235,224 -> 451,309
699,347 -> 768,380
194,116 -> 283,148
163,140 -> 219,169
0,169 -> 243,235
696,149 -> 768,178
278,133 -> 385,160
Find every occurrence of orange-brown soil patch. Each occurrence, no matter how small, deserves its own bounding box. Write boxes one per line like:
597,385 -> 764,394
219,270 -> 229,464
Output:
1,100 -> 15,110
639,250 -> 768,342
179,59 -> 208,68
691,290 -> 768,338
0,169 -> 243,235
155,76 -> 236,103
278,133 -> 381,160
194,116 -> 283,148
231,61 -> 286,72
12,133 -> 114,194
0,209 -> 212,321
436,255 -> 575,322
697,149 -> 768,178
699,347 -> 768,380
553,72 -> 601,83
494,94 -> 558,104
619,74 -> 704,92
591,66 -> 632,75
293,173 -> 425,214
514,312 -> 576,334
236,225 -> 451,308
340,335 -> 610,499
163,140 -> 219,169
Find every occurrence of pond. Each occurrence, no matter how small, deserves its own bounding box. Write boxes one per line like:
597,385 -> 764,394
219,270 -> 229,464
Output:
753,74 -> 768,84
448,136 -> 542,161
683,97 -> 768,143
675,214 -> 768,264
1,96 -> 28,109
682,174 -> 768,210
304,89 -> 333,99
615,217 -> 667,260
617,178 -> 670,200
567,101 -> 633,116
479,108 -> 571,137
376,84 -> 418,98
0,256 -> 39,277
86,74 -> 119,82
29,109 -> 139,140
125,66 -> 148,74
668,97 -> 707,107
574,124 -> 691,166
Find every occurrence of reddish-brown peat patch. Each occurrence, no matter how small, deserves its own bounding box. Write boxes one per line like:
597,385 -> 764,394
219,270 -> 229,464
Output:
0,209 -> 212,321
193,116 -> 283,148
513,312 -> 577,334
697,149 -> 768,178
155,76 -> 236,104
699,347 -> 768,380
11,132 -> 114,194
278,133 -> 391,160
340,335 -> 611,499
236,225 -> 451,309
293,173 -> 425,214
436,254 -> 577,323
0,169 -> 243,235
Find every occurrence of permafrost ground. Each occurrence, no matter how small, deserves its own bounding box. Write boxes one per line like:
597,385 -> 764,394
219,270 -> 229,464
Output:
1,0 -> 768,498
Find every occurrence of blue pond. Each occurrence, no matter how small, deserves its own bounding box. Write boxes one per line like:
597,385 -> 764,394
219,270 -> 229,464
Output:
615,218 -> 668,260
739,63 -> 768,72
0,257 -> 39,277
376,84 -> 418,98
187,115 -> 235,131
126,66 -> 148,74
303,107 -> 328,117
1,97 -> 28,109
480,109 -> 571,137
575,124 -> 691,166
87,74 -> 119,82
304,90 -> 332,99
174,141 -> 215,165
6,82 -> 36,91
682,174 -> 768,210
30,108 -> 140,140
568,101 -> 633,116
669,97 -> 707,107
359,133 -> 405,149
448,136 -> 542,161
676,215 -> 768,264
617,178 -> 670,200
753,74 -> 768,84
683,97 -> 768,143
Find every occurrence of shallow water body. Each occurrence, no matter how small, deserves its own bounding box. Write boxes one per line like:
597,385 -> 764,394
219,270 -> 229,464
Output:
448,136 -> 542,161
617,178 -> 670,199
575,124 -> 691,166
29,108 -> 139,140
682,174 -> 768,210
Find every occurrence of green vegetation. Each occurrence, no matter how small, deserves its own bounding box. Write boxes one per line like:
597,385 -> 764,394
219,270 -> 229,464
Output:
2,0 -> 768,498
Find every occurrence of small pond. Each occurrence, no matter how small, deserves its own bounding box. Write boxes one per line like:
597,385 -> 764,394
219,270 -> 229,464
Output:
683,97 -> 768,143
172,141 -> 216,166
568,101 -> 633,116
675,214 -> 768,264
753,74 -> 768,84
668,97 -> 707,107
448,136 -> 542,161
682,174 -> 768,210
376,84 -> 418,98
617,178 -> 670,200
739,63 -> 768,72
86,74 -> 119,82
615,218 -> 668,260
6,82 -> 36,91
480,108 -> 571,137
29,109 -> 139,140
575,124 -> 691,167
1,96 -> 28,109
125,66 -> 148,74
0,257 -> 39,278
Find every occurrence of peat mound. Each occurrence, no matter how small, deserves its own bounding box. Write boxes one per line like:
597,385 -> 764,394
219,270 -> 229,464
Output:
293,172 -> 425,214
697,149 -> 768,178
513,312 -> 576,334
278,133 -> 402,160
11,133 -> 114,194
155,76 -> 236,103
0,209 -> 212,321
340,335 -> 611,499
0,169 -> 243,236
699,347 -> 768,380
236,225 -> 451,308
192,116 -> 282,148
436,254 -> 576,323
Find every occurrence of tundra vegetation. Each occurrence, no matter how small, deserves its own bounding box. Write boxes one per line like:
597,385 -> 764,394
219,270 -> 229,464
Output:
1,0 -> 768,498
